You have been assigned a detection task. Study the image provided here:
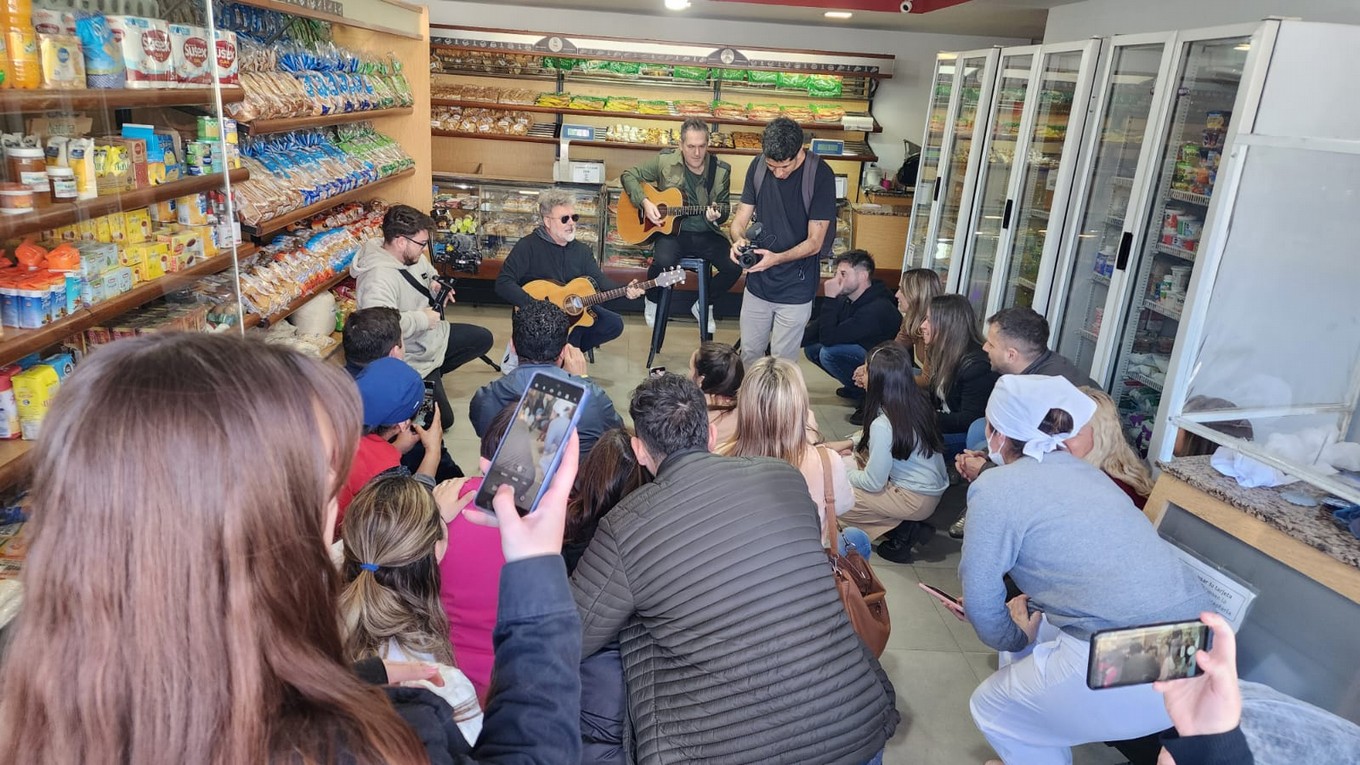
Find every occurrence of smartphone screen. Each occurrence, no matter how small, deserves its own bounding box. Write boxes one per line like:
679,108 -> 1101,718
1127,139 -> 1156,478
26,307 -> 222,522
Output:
475,372 -> 587,516
416,381 -> 437,430
1087,620 -> 1211,690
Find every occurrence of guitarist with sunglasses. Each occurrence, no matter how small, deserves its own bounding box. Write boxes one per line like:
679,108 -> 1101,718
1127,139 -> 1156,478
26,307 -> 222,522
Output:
496,189 -> 645,354
620,118 -> 739,333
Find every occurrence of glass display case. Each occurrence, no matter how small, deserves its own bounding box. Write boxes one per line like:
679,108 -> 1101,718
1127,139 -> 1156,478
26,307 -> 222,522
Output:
906,53 -> 956,263
432,175 -> 603,267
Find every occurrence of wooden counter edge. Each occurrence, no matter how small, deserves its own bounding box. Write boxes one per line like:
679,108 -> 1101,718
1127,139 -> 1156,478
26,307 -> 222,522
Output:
1145,474 -> 1360,605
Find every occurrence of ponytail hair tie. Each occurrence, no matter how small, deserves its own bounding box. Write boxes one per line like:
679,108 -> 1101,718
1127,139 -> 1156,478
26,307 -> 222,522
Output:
359,562 -> 379,573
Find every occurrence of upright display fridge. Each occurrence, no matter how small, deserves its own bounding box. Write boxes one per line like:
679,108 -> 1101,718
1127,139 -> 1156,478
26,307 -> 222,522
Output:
906,53 -> 957,263
906,48 -> 1000,282
952,40 -> 1100,326
1047,23 -> 1268,456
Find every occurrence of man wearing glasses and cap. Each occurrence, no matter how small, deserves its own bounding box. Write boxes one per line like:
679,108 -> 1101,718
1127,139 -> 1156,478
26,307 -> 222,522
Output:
497,188 -> 643,354
352,204 -> 494,427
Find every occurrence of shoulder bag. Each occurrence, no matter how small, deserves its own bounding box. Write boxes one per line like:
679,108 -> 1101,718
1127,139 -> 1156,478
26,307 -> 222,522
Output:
816,446 -> 890,657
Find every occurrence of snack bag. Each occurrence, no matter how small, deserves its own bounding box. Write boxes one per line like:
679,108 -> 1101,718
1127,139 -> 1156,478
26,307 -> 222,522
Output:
74,12 -> 126,89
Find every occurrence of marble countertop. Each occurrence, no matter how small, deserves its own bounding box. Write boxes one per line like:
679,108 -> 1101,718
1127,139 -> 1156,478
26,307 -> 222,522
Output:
1160,455 -> 1360,569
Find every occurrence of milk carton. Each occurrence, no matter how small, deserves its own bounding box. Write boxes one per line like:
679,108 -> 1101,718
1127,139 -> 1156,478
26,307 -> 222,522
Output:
168,24 -> 212,88
105,16 -> 174,89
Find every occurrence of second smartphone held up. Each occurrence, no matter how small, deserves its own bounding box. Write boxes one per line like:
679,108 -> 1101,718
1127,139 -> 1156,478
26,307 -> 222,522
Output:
1086,619 -> 1211,690
475,371 -> 587,516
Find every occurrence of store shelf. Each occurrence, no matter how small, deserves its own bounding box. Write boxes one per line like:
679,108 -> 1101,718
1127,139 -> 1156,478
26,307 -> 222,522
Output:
0,168 -> 249,241
432,128 -> 560,145
243,168 -> 417,238
239,107 -> 415,135
1169,189 -> 1213,206
1112,176 -> 1135,185
1155,243 -> 1197,262
430,97 -> 880,132
1091,272 -> 1111,286
0,244 -> 256,369
231,0 -> 423,39
432,126 -> 878,161
0,87 -> 244,114
432,68 -> 556,83
242,269 -> 351,330
1143,299 -> 1183,322
1077,328 -> 1100,342
0,440 -> 34,491
1125,370 -> 1165,393
1015,277 -> 1037,291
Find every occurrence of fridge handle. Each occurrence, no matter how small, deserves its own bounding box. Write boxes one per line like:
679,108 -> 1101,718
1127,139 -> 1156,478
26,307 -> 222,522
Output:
1002,199 -> 1014,230
1115,232 -> 1133,270
932,177 -> 941,201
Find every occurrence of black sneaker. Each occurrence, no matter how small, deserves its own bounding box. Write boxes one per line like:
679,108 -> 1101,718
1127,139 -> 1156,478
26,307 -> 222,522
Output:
835,386 -> 858,399
876,536 -> 915,564
848,406 -> 865,426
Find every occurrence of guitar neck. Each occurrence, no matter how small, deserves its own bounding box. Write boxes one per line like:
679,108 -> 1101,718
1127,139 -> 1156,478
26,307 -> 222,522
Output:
668,203 -> 730,218
582,276 -> 666,307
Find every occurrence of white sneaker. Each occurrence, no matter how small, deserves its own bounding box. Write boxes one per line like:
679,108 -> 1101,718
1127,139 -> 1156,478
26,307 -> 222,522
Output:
691,301 -> 715,334
500,342 -> 518,374
644,298 -> 657,328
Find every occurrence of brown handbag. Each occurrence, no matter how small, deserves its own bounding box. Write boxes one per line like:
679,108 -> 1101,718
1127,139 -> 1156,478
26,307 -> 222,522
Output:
816,446 -> 891,657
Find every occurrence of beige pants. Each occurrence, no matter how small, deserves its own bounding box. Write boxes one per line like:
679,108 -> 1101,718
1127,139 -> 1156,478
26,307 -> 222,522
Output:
840,483 -> 942,540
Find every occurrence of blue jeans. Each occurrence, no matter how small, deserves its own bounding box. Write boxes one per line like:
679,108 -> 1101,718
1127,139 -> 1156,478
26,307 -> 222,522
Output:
838,527 -> 872,560
804,342 -> 867,397
863,749 -> 885,765
944,417 -> 989,462
966,417 -> 987,451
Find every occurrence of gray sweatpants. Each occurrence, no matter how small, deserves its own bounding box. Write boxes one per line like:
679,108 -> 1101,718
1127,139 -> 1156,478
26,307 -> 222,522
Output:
739,291 -> 813,366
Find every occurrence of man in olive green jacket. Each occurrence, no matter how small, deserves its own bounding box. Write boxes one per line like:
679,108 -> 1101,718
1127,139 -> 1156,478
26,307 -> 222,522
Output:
620,118 -> 740,331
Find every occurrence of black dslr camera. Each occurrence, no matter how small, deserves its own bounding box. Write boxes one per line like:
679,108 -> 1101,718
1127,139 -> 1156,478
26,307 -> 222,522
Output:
431,232 -> 483,275
736,222 -> 766,269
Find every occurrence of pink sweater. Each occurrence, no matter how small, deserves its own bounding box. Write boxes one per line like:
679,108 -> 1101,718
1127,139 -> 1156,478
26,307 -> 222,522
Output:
439,477 -> 505,703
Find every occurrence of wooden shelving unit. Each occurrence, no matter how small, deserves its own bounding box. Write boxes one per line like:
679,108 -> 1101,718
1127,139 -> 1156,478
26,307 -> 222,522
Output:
242,168 -> 417,238
242,270 -> 351,329
431,97 -> 881,132
0,244 -> 257,369
0,440 -> 34,493
0,169 -> 249,241
231,0 -> 423,40
0,87 -> 244,115
239,107 -> 415,135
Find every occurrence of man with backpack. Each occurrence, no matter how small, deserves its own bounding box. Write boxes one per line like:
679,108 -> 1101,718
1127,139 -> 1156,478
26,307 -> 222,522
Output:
729,116 -> 838,366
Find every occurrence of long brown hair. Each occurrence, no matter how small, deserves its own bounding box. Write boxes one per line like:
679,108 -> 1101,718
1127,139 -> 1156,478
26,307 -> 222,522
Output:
720,357 -> 810,468
566,428 -> 647,545
858,343 -> 943,460
0,333 -> 427,765
690,341 -> 743,411
924,294 -> 984,402
340,476 -> 455,667
899,268 -> 942,341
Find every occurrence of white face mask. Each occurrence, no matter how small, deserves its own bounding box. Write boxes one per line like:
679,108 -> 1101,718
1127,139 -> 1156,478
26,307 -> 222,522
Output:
987,431 -> 1007,467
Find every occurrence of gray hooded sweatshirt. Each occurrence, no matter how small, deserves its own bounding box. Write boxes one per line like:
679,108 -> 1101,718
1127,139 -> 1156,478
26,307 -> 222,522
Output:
350,238 -> 448,378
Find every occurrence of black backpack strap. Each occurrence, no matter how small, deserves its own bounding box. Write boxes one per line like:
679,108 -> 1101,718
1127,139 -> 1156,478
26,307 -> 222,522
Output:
398,268 -> 433,302
801,150 -> 820,213
753,154 -> 767,200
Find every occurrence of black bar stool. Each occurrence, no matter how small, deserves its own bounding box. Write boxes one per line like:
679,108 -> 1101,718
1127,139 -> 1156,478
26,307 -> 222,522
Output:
646,257 -> 712,368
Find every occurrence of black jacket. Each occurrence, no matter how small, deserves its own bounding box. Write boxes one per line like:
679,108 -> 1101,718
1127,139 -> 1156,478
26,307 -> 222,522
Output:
496,228 -> 617,308
804,280 -> 902,351
1159,726 -> 1254,765
937,345 -> 1000,434
367,555 -> 583,764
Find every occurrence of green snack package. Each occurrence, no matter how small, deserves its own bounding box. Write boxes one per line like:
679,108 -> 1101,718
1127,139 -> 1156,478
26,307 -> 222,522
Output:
715,68 -> 747,82
607,61 -> 641,76
808,74 -> 843,98
673,65 -> 709,81
777,71 -> 811,90
748,70 -> 778,85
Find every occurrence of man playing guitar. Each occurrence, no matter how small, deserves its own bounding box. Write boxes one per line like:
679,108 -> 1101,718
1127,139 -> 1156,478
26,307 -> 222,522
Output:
496,188 -> 644,353
620,117 -> 741,332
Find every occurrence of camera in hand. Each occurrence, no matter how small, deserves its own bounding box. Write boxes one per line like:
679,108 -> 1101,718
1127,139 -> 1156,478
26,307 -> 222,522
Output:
431,230 -> 483,275
429,276 -> 459,311
737,222 -> 765,269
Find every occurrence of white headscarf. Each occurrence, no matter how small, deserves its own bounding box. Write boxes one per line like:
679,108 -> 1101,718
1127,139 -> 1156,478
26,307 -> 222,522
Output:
985,375 -> 1097,462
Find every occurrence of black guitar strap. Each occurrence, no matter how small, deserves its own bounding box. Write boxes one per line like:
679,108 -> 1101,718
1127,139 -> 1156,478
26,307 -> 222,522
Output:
703,154 -> 717,202
399,268 -> 434,305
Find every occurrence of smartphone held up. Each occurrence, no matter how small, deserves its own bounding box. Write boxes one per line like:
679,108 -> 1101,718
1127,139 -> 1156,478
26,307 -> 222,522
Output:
475,372 -> 587,517
1087,619 -> 1211,690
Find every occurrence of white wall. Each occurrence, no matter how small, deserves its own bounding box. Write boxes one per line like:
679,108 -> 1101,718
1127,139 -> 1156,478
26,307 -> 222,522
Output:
1045,0 -> 1360,42
430,2 -> 1027,174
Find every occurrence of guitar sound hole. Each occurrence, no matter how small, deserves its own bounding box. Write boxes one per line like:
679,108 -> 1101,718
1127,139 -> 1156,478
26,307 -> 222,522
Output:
563,296 -> 584,315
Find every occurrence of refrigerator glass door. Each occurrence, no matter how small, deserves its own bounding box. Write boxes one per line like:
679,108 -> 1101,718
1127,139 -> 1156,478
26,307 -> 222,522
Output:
997,50 -> 1085,312
960,53 -> 1034,322
907,55 -> 957,264
1111,36 -> 1250,456
927,53 -> 991,280
1052,42 -> 1166,381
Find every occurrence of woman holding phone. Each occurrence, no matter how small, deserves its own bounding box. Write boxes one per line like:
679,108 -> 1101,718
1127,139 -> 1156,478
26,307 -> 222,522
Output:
955,374 -> 1211,765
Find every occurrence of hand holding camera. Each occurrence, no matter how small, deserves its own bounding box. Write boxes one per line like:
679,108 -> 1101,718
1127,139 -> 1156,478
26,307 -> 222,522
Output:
731,222 -> 770,270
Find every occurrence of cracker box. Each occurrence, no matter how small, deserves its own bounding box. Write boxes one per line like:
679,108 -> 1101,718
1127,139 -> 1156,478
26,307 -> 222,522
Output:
168,24 -> 212,88
105,16 -> 174,89
214,29 -> 239,86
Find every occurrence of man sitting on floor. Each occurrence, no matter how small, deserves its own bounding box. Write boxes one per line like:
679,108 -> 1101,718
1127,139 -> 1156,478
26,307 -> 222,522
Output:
468,299 -> 623,456
802,248 -> 901,421
984,306 -> 1096,387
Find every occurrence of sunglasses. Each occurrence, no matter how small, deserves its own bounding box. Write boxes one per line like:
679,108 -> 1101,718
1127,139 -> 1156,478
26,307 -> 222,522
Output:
402,235 -> 430,249
557,214 -> 580,224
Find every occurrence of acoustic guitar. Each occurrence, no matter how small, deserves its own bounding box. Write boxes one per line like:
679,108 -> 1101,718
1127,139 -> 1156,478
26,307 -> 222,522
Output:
522,268 -> 686,331
616,183 -> 730,245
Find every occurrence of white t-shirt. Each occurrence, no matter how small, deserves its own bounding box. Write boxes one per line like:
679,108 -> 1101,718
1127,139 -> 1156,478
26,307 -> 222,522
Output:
385,639 -> 485,745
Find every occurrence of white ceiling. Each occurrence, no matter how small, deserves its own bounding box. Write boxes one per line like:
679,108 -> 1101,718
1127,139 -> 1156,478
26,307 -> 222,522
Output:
440,0 -> 1083,39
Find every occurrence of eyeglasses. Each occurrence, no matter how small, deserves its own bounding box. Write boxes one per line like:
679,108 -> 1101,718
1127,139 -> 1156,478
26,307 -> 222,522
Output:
557,214 -> 580,224
402,235 -> 430,249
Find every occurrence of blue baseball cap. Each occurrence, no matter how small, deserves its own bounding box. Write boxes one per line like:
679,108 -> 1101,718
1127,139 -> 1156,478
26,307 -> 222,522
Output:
355,357 -> 424,428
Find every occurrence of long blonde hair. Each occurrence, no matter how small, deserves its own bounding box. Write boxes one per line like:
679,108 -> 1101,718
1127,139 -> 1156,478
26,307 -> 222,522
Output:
1081,387 -> 1155,497
340,476 -> 456,667
720,357 -> 810,467
923,294 -> 984,402
899,268 -> 943,340
0,333 -> 427,765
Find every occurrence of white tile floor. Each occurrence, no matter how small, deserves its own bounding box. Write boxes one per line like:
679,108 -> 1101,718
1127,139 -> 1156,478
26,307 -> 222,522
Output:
438,303 -> 1128,765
